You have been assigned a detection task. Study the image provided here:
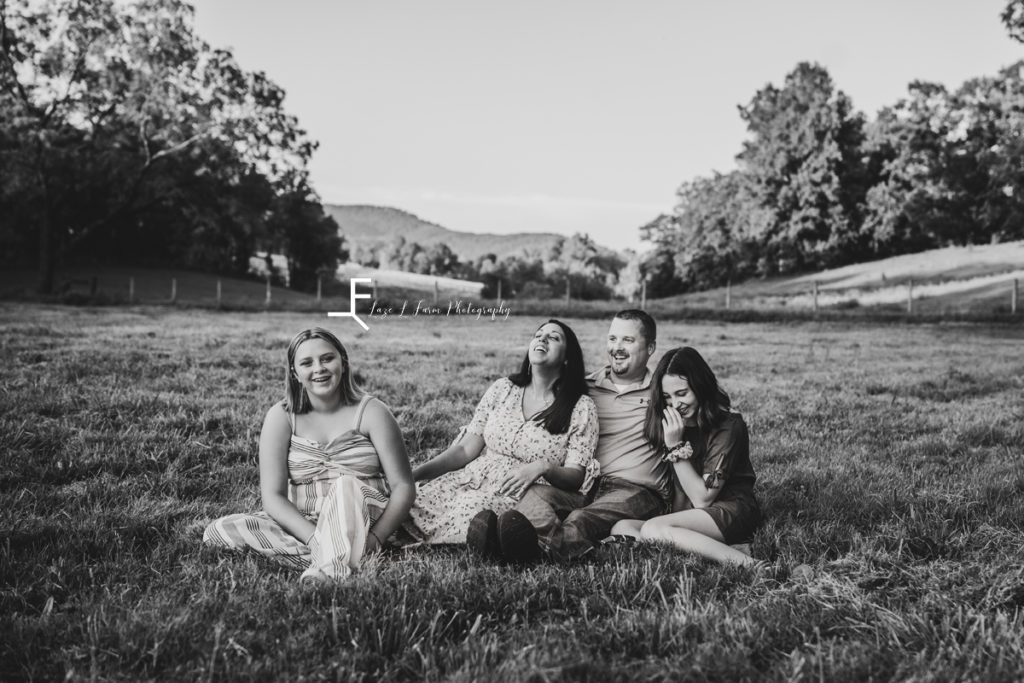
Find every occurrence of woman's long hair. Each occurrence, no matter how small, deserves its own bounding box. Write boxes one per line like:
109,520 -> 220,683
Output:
284,327 -> 364,414
508,319 -> 588,434
643,346 -> 730,451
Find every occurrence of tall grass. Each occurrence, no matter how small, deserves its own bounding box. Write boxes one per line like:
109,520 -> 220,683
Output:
2,303 -> 1023,681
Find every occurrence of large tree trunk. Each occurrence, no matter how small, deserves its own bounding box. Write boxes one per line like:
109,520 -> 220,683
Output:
36,210 -> 56,294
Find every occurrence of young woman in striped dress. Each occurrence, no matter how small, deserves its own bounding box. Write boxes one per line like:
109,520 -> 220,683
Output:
203,328 -> 415,581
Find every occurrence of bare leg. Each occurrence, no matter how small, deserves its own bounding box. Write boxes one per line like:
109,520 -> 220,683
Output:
608,519 -> 644,538
640,509 -> 757,567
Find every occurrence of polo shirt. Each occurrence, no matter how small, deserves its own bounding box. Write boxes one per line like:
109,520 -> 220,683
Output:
586,366 -> 672,496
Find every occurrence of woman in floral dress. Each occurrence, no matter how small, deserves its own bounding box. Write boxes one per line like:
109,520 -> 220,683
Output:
401,320 -> 598,547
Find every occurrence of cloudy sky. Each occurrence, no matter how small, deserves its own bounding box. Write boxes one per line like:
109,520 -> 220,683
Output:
191,0 -> 1021,251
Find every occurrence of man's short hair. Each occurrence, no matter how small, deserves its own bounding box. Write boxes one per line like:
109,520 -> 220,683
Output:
613,309 -> 656,346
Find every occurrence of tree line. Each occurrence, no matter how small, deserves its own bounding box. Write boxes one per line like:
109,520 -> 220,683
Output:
349,232 -> 626,301
368,3 -> 1024,301
637,4 -> 1024,294
4,1 -> 1021,300
0,0 -> 342,294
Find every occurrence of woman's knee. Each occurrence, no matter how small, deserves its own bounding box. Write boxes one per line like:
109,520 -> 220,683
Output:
639,517 -> 667,541
609,519 -> 642,537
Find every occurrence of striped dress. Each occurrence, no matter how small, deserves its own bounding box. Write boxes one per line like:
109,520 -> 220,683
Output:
203,395 -> 390,580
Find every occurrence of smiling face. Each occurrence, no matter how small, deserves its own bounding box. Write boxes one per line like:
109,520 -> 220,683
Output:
606,317 -> 653,383
661,374 -> 699,426
292,338 -> 344,400
528,322 -> 568,369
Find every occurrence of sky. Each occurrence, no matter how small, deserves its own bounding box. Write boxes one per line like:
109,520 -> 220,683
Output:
190,1 -> 1022,252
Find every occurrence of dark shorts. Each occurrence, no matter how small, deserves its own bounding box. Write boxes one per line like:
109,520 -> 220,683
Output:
679,485 -> 761,545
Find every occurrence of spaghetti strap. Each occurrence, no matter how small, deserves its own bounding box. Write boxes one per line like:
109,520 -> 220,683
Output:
354,395 -> 374,433
283,401 -> 296,434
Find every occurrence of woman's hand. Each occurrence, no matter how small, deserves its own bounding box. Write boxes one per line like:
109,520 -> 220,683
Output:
364,529 -> 382,555
497,461 -> 549,499
662,406 -> 686,448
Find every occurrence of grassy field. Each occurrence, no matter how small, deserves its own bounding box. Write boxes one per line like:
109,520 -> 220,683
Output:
2,303 -> 1023,681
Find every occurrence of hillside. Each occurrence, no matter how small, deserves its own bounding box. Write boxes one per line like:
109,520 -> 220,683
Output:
668,241 -> 1024,314
325,204 -> 565,262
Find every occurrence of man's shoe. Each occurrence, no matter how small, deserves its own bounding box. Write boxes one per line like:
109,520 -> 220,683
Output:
497,510 -> 541,564
466,509 -> 500,560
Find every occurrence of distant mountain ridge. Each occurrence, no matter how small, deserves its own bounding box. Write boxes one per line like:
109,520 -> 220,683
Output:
325,204 -> 566,262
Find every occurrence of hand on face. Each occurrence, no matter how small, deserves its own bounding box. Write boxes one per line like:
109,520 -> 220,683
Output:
661,406 -> 686,448
661,374 -> 698,444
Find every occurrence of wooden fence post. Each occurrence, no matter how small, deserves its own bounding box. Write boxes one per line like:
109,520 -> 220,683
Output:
316,276 -> 322,303
725,280 -> 731,310
216,279 -> 222,306
1013,278 -> 1019,314
641,279 -> 647,309
128,277 -> 134,303
265,276 -> 271,305
907,279 -> 913,314
434,280 -> 439,305
812,281 -> 818,312
565,279 -> 571,306
497,279 -> 502,301
170,278 -> 177,303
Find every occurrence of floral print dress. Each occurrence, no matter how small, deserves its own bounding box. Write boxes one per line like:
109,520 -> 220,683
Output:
402,378 -> 599,545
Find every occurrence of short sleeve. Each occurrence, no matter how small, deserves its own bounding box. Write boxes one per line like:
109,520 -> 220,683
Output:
562,395 -> 598,470
466,378 -> 511,437
700,415 -> 748,490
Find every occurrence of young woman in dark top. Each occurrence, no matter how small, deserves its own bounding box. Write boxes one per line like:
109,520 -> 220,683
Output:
609,346 -> 763,567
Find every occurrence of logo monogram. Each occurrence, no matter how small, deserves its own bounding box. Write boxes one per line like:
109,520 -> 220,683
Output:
327,278 -> 372,330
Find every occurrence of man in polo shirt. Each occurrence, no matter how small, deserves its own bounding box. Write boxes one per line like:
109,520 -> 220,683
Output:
501,309 -> 672,562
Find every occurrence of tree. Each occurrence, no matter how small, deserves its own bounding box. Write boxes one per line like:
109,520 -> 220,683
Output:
0,0 -> 321,292
1003,0 -> 1024,43
423,242 -> 459,276
671,172 -> 763,287
953,64 -> 1024,242
269,182 -> 345,291
545,233 -> 618,300
636,214 -> 686,297
502,254 -> 545,297
737,62 -> 869,273
613,250 -> 644,301
475,253 -> 505,298
862,67 -> 1024,253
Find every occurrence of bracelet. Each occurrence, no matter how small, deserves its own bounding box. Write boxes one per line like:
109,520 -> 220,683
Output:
663,441 -> 694,463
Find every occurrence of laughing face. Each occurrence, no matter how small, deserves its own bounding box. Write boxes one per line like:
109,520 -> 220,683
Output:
528,322 -> 567,369
661,374 -> 699,426
606,317 -> 653,383
293,338 -> 344,400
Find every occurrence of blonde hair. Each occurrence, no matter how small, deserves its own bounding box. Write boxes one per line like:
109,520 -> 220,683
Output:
284,328 -> 364,413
